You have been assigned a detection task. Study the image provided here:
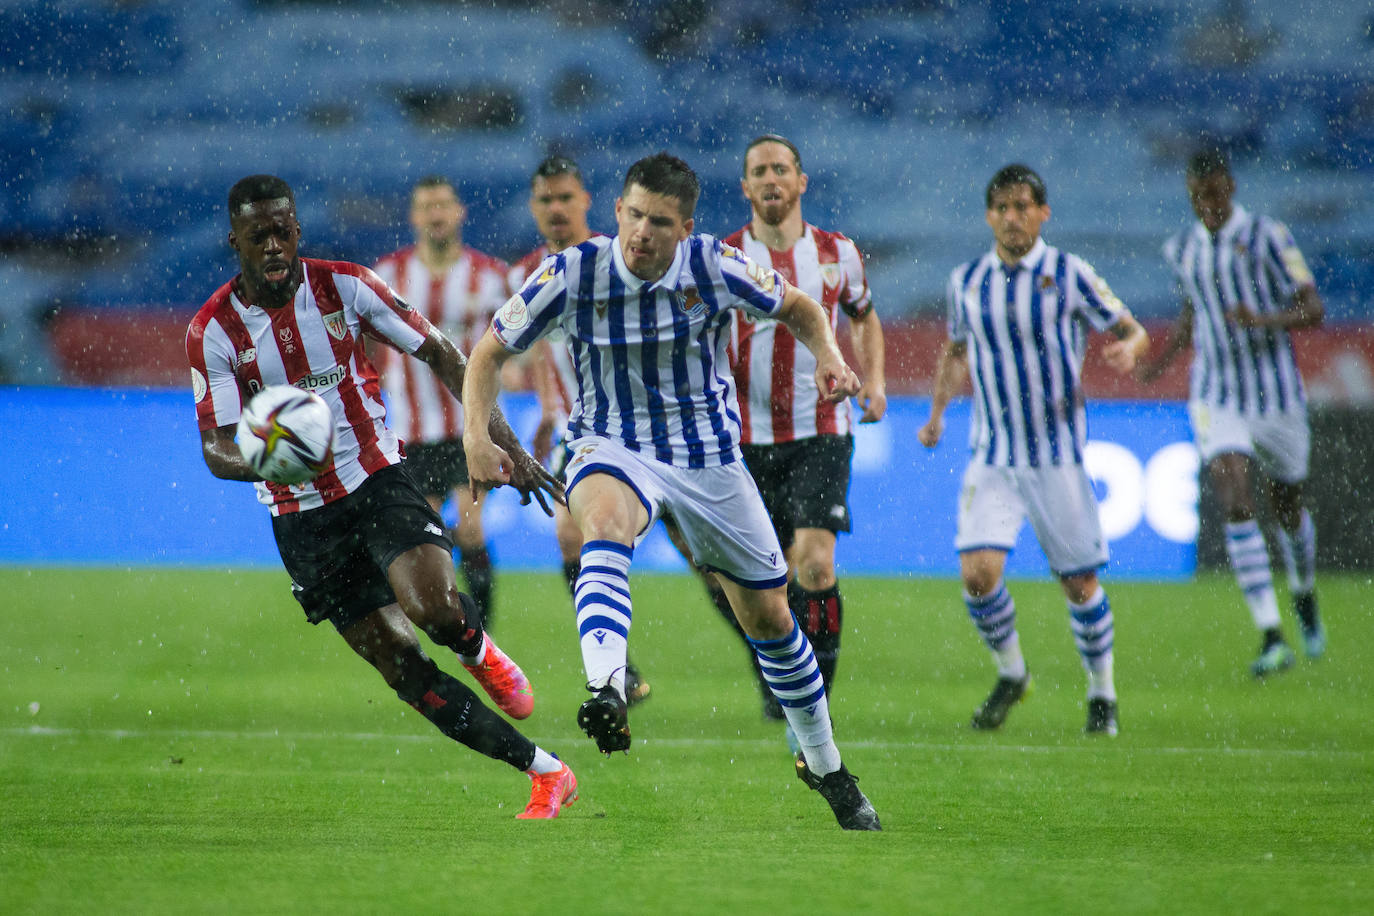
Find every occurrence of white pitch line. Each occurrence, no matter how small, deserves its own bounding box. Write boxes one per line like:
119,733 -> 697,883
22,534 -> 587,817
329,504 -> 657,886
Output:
5,725 -> 1368,761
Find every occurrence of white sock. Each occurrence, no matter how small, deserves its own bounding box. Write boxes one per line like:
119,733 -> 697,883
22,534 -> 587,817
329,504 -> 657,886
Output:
575,540 -> 634,700
1225,520 -> 1281,630
528,747 -> 563,775
1275,509 -> 1317,595
1068,586 -> 1115,700
751,623 -> 842,776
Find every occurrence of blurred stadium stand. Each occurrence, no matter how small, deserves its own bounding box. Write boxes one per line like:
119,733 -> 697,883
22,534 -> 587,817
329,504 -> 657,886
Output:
1,0 -> 1370,386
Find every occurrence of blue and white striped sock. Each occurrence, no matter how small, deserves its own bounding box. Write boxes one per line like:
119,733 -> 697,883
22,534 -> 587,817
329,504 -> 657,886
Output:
749,621 -> 841,776
575,540 -> 634,699
1069,587 -> 1116,701
965,582 -> 1026,680
1274,509 -> 1317,595
1225,520 -> 1281,631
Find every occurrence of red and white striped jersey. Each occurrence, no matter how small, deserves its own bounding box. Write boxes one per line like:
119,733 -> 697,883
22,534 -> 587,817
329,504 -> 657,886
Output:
511,243 -> 577,420
186,258 -> 433,516
372,244 -> 510,442
725,224 -> 873,444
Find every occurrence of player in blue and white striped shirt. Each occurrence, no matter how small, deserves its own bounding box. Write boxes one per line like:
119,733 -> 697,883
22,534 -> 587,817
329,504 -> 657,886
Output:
1137,147 -> 1326,676
462,153 -> 878,829
919,164 -> 1148,737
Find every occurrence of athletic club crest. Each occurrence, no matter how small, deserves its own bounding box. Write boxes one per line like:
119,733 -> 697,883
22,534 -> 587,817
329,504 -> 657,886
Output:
323,312 -> 347,341
819,263 -> 841,290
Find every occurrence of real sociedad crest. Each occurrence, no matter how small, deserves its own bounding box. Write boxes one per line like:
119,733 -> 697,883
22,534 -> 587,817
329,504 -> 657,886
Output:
674,286 -> 706,317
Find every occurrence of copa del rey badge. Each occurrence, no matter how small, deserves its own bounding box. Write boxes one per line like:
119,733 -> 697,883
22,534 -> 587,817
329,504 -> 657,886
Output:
498,294 -> 530,331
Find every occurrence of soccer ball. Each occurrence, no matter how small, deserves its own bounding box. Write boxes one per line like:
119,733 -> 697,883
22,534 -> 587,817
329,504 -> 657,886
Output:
236,385 -> 335,485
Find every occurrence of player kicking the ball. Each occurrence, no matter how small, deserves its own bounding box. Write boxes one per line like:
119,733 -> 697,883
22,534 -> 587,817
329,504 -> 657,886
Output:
186,174 -> 575,819
463,153 -> 880,830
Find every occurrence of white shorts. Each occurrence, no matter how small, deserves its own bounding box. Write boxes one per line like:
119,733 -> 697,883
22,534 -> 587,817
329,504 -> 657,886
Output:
564,437 -> 789,589
1188,402 -> 1310,484
955,462 -> 1109,576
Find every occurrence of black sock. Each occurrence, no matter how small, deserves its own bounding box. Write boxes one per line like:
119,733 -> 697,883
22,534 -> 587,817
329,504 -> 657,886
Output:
460,546 -> 494,629
400,660 -> 535,770
562,560 -> 580,600
1262,626 -> 1285,650
791,581 -> 843,694
424,591 -> 485,659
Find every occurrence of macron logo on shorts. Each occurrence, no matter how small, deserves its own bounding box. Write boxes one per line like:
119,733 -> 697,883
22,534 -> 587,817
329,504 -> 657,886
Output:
425,523 -> 443,537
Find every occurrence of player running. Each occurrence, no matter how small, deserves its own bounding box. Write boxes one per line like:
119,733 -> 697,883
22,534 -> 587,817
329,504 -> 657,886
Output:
187,174 -> 575,819
463,153 -> 880,830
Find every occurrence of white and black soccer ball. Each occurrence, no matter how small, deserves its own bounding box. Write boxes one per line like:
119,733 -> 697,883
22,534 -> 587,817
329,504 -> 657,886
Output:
236,385 -> 335,485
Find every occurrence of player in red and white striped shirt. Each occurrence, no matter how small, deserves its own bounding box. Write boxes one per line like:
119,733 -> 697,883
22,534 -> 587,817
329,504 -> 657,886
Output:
372,176 -> 511,627
188,175 -> 576,819
724,135 -> 888,723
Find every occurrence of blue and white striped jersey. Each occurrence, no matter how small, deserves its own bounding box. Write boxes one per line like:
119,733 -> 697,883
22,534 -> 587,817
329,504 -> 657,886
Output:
948,238 -> 1127,468
1163,204 -> 1311,415
491,234 -> 787,468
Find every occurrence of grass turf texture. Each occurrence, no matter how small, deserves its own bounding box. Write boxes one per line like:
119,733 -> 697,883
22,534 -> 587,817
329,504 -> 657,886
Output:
2,568 -> 1370,914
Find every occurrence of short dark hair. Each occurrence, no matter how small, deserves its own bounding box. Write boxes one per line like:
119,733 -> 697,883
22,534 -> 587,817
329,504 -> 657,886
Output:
532,155 -> 583,186
985,164 -> 1047,208
1186,147 -> 1231,181
412,174 -> 459,201
742,133 -> 802,177
623,152 -> 699,218
228,174 -> 294,217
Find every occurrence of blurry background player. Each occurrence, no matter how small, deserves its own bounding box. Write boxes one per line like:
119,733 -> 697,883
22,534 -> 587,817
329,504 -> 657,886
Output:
918,164 -> 1148,737
187,174 -> 576,819
722,134 -> 887,727
464,153 -> 879,829
373,176 -> 507,628
509,155 -> 649,705
1136,147 -> 1326,676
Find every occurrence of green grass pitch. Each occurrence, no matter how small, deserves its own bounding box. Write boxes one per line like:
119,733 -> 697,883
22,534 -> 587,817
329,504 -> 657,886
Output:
2,567 -> 1370,914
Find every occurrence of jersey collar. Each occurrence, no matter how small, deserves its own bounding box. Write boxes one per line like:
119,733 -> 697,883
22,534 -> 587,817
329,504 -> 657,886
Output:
610,234 -> 687,293
993,236 -> 1047,273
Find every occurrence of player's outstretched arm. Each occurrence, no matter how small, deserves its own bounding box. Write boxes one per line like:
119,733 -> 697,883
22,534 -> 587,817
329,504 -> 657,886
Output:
1102,312 -> 1150,375
917,338 -> 969,449
1135,299 -> 1193,383
777,285 -> 860,402
459,330 -> 564,515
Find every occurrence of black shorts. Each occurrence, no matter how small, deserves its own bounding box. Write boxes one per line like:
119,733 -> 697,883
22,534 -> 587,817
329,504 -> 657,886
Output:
271,464 -> 452,633
403,438 -> 470,498
741,434 -> 854,550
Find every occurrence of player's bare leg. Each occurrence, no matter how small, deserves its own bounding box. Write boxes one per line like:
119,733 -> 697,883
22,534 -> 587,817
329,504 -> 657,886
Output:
452,485 -> 496,629
788,526 -> 843,695
388,543 -> 531,718
724,580 -> 878,830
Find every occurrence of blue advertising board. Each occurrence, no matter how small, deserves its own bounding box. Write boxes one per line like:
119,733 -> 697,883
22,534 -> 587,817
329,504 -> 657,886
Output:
0,387 -> 1196,578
